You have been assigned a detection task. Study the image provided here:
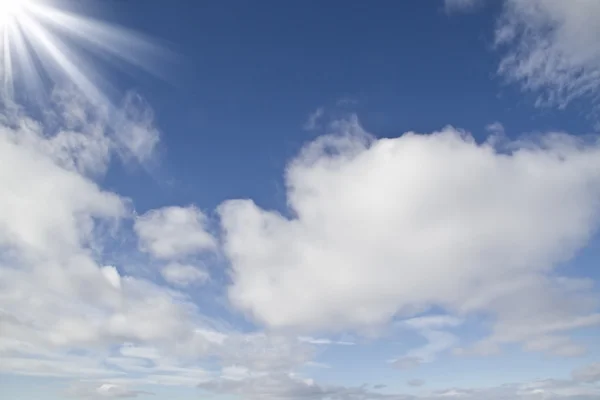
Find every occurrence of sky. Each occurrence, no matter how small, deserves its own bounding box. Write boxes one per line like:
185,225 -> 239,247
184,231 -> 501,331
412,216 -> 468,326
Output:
1,0 -> 600,399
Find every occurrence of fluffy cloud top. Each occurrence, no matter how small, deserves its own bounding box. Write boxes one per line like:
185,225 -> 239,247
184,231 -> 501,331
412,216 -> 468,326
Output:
220,118 -> 600,356
135,206 -> 216,259
0,90 -> 324,399
496,0 -> 600,108
3,85 -> 600,400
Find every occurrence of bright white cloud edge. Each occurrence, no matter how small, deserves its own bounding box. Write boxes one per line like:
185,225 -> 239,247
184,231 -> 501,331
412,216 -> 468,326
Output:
1,90 -> 600,400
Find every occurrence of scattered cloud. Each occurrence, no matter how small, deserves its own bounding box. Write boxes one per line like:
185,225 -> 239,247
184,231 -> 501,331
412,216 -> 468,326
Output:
113,93 -> 161,164
0,87 -> 318,393
199,372 -> 600,400
7,2 -> 600,397
391,315 -> 463,367
199,373 -> 414,400
304,107 -> 324,131
496,0 -> 600,109
485,121 -> 505,136
134,206 -> 216,259
160,263 -> 210,287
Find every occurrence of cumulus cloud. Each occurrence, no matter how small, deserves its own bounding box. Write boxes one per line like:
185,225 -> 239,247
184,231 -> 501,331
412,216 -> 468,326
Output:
0,89 -> 209,383
496,0 -> 600,108
0,87 -> 319,394
135,206 -> 216,259
219,117 -> 600,357
4,83 -> 600,399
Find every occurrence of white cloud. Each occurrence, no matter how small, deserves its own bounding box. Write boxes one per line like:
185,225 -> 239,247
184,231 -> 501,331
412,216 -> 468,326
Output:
216,333 -> 316,373
4,84 -> 600,399
113,92 -> 160,164
496,0 -> 600,108
135,206 -> 216,259
160,263 -> 210,287
219,117 -> 600,355
0,89 -> 313,391
199,371 -> 600,400
572,362 -> 600,383
304,107 -> 324,131
297,336 -> 355,346
199,373 -> 330,400
67,382 -> 154,398
391,315 -> 463,368
523,335 -> 586,357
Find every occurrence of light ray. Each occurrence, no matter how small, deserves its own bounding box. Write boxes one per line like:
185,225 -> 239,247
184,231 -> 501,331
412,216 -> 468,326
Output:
0,0 -> 173,107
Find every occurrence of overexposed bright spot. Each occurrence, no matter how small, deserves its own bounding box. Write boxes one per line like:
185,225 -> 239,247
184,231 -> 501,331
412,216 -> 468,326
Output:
0,0 -> 26,26
0,0 -> 171,105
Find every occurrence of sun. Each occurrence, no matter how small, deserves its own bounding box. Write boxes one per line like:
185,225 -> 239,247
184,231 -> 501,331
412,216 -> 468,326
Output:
0,0 -> 169,106
0,0 -> 27,26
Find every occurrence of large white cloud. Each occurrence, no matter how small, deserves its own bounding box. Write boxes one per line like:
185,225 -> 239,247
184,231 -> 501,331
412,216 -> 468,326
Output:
496,0 -> 600,108
219,117 -> 600,355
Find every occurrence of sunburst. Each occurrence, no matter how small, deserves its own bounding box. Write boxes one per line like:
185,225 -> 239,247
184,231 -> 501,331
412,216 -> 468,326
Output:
0,0 -> 171,106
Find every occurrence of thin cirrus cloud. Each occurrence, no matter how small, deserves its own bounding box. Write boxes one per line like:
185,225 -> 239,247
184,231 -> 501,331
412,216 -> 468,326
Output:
495,0 -> 600,109
449,0 -> 600,112
390,315 -> 464,369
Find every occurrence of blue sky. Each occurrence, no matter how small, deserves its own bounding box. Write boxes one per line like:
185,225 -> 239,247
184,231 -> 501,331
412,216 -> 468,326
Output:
1,0 -> 600,399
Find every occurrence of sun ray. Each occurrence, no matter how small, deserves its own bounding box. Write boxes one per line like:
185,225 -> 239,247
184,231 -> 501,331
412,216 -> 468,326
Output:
19,11 -> 107,104
0,0 -> 172,107
2,25 -> 14,101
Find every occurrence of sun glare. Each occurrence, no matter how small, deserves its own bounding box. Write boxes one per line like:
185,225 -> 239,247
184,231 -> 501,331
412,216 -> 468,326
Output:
0,0 -> 24,22
0,0 -> 170,106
